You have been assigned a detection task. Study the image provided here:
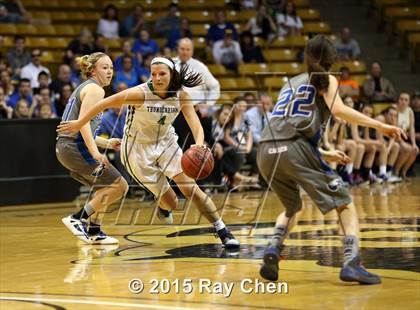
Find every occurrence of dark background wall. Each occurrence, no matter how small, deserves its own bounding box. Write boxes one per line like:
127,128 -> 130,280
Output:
0,119 -> 79,206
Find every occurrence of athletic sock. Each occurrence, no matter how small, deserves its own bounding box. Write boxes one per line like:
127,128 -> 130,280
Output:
72,204 -> 95,221
386,165 -> 392,172
88,221 -> 101,235
343,235 -> 359,266
379,165 -> 387,176
212,219 -> 226,232
345,163 -> 354,174
271,224 -> 288,249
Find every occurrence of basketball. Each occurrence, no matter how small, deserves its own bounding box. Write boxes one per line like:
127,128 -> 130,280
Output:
181,146 -> 214,180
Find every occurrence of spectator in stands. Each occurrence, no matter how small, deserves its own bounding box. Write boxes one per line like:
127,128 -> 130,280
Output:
112,56 -> 139,92
338,66 -> 360,102
243,91 -> 257,106
69,58 -> 82,86
65,28 -> 94,64
0,69 -> 15,99
245,92 -> 273,144
132,30 -> 160,58
32,70 -> 50,95
37,103 -> 55,119
362,62 -> 396,103
263,0 -> 284,15
139,53 -> 152,81
375,106 -> 402,183
51,64 -> 73,95
241,0 -> 257,10
206,10 -> 238,46
245,4 -> 277,41
97,4 -> 119,39
276,1 -> 303,38
93,34 -> 109,54
224,97 -> 258,180
0,87 -> 13,119
6,35 -> 30,77
0,3 -> 28,24
20,49 -> 51,89
7,78 -> 32,108
154,2 -> 180,39
54,83 -> 73,117
13,98 -> 32,119
120,3 -> 149,38
395,92 -> 419,179
213,29 -> 243,72
166,18 -> 192,51
334,27 -> 361,61
114,40 -> 142,76
411,93 -> 420,152
240,31 -> 265,63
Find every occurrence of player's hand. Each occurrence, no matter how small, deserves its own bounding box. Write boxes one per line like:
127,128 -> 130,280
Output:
108,138 -> 122,151
322,150 -> 350,165
213,142 -> 224,159
378,123 -> 406,140
56,120 -> 82,134
191,144 -> 210,151
92,152 -> 110,167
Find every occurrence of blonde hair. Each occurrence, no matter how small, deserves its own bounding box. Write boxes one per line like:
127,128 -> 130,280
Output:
76,52 -> 107,79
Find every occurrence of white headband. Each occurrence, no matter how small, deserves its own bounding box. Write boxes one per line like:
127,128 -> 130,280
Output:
151,57 -> 174,70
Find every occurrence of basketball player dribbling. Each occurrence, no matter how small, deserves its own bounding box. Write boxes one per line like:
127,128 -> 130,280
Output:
56,52 -> 128,245
257,35 -> 405,284
57,57 -> 239,249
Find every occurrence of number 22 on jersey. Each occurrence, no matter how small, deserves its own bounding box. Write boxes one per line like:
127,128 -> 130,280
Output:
272,84 -> 316,118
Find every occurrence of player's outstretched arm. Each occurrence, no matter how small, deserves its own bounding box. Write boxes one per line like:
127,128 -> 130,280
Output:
180,91 -> 205,146
57,87 -> 144,134
323,75 -> 406,140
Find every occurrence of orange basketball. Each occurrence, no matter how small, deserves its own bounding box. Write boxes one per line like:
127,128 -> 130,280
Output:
181,146 -> 214,180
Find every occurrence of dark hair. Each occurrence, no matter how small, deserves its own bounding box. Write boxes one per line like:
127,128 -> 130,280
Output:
14,35 -> 25,42
233,96 -> 245,104
381,105 -> 397,116
19,78 -> 31,86
283,0 -> 298,22
103,4 -> 118,21
169,2 -> 178,9
37,70 -> 49,79
152,57 -> 202,97
359,102 -> 373,112
304,34 -> 337,93
339,66 -> 350,73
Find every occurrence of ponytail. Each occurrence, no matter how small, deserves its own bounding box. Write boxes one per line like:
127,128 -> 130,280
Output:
76,52 -> 107,79
167,62 -> 202,96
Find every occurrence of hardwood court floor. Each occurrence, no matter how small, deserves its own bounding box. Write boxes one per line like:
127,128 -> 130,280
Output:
0,180 -> 419,309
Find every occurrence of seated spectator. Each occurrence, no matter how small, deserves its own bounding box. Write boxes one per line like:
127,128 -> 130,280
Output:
33,87 -> 56,115
7,78 -> 32,108
338,66 -> 360,102
54,83 -> 73,117
112,56 -> 139,92
64,28 -> 94,64
411,93 -> 420,152
6,35 -> 31,77
32,70 -> 51,95
132,30 -> 160,58
0,69 -> 15,99
395,92 -> 418,179
120,3 -> 149,38
69,58 -> 82,86
245,5 -> 277,41
139,53 -> 152,82
38,103 -> 56,119
0,86 -> 13,119
240,31 -> 265,63
206,10 -> 238,46
245,92 -> 273,144
51,64 -> 73,96
20,49 -> 51,89
166,18 -> 192,51
93,34 -> 109,54
154,3 -> 180,39
213,29 -> 243,72
0,3 -> 28,24
13,98 -> 32,119
224,97 -> 258,181
263,0 -> 284,15
362,62 -> 396,103
375,105 -> 402,183
334,27 -> 361,61
276,1 -> 303,37
97,4 -> 119,39
243,91 -> 257,106
114,40 -> 142,75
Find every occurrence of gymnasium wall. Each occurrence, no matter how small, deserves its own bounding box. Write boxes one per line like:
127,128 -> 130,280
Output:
0,119 -> 79,206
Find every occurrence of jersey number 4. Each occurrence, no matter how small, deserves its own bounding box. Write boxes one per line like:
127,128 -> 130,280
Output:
157,115 -> 166,125
272,84 -> 316,118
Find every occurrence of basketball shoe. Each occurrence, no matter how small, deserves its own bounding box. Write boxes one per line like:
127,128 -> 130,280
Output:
339,256 -> 381,284
157,207 -> 174,224
260,245 -> 283,281
89,231 -> 119,245
62,215 -> 90,243
216,227 -> 240,249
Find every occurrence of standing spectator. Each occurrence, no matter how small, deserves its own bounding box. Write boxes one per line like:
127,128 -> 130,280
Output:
54,83 -> 73,117
154,3 -> 180,39
64,28 -> 94,64
6,35 -> 31,76
276,1 -> 303,37
240,31 -> 265,63
6,78 -> 32,108
97,4 -> 119,39
166,18 -> 192,51
213,29 -> 243,72
0,69 -> 15,99
362,62 -> 396,103
20,49 -> 51,89
114,40 -> 143,76
112,56 -> 139,92
338,66 -> 360,102
51,64 -> 73,95
120,3 -> 149,38
395,92 -> 419,179
245,5 -> 277,41
207,10 -> 238,46
334,27 -> 361,61
132,30 -> 160,58
245,92 -> 273,144
0,87 -> 13,119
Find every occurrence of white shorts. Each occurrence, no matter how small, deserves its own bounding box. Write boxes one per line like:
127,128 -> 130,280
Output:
121,133 -> 183,197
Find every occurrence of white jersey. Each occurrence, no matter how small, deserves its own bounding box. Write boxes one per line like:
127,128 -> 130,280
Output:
124,81 -> 181,144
